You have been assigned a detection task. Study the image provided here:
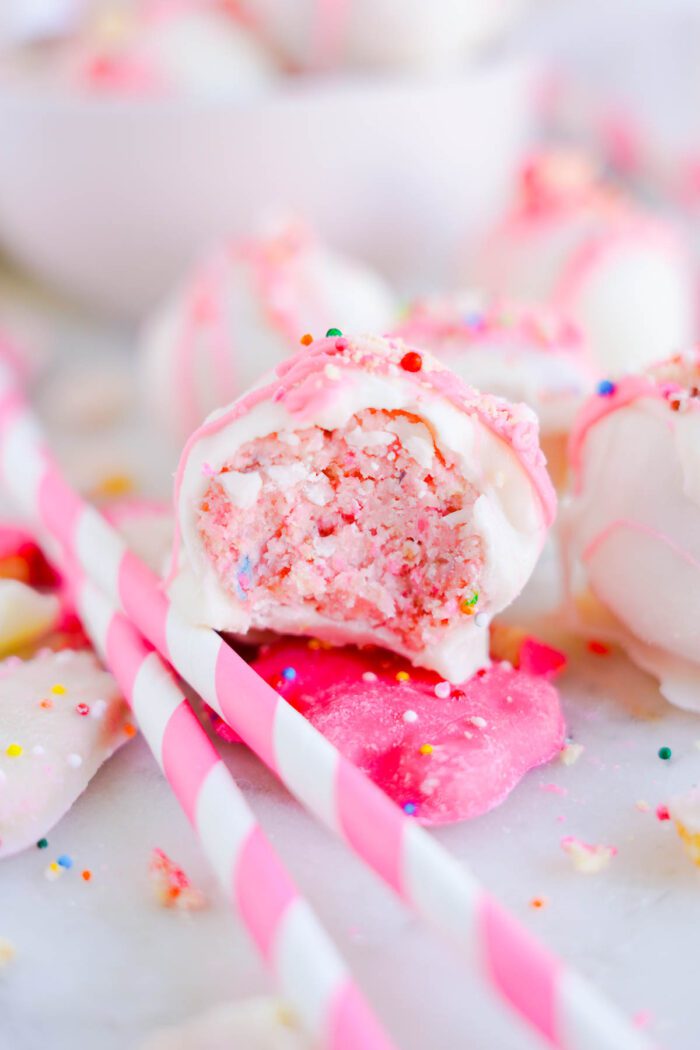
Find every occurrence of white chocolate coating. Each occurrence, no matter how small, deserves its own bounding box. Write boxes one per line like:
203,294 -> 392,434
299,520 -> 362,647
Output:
241,0 -> 524,72
395,293 -> 596,435
472,151 -> 696,377
140,223 -> 397,446
51,2 -> 277,97
565,354 -> 700,711
0,648 -> 128,857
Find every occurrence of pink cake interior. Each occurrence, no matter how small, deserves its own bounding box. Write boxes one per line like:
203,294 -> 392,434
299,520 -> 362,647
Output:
197,408 -> 484,649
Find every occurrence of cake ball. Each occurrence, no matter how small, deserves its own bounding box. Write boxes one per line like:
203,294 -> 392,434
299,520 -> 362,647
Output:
167,333 -> 555,683
60,0 -> 277,97
470,150 -> 696,376
565,350 -> 700,711
240,0 -> 525,72
140,222 -> 397,445
394,294 -> 597,486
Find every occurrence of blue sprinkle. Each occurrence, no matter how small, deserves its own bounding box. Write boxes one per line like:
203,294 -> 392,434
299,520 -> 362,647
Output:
57,854 -> 73,869
403,802 -> 418,816
234,555 -> 253,601
597,379 -> 616,397
464,312 -> 484,330
281,667 -> 297,681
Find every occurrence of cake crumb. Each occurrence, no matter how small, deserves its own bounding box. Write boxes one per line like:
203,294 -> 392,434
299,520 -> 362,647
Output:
149,848 -> 207,911
561,836 -> 617,874
0,938 -> 15,968
560,742 -> 584,766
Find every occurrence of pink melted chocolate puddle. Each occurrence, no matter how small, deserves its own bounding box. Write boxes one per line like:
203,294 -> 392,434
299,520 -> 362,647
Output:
251,640 -> 565,825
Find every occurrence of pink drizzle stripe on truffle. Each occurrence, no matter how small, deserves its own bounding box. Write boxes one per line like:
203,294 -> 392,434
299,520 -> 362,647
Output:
215,642 -> 279,772
234,825 -> 297,962
118,551 -> 171,662
583,518 -> 700,574
328,982 -> 394,1050
105,610 -> 152,698
568,374 -> 679,484
479,894 -> 562,1047
336,760 -> 405,895
37,465 -> 83,552
162,700 -> 219,824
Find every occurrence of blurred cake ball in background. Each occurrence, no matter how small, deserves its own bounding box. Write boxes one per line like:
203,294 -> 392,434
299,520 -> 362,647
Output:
394,293 -> 596,486
6,0 -> 278,97
140,220 -> 398,445
468,149 -> 697,376
240,0 -> 528,72
565,349 -> 700,713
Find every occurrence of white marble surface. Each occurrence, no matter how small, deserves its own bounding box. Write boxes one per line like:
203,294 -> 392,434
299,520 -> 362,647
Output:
1,297 -> 699,1050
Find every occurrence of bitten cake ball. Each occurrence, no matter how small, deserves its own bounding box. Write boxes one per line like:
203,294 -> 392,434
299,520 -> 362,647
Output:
565,350 -> 700,711
140,222 -> 397,445
55,0 -> 277,97
239,0 -> 524,73
394,293 -> 597,486
167,333 -> 555,683
470,150 -> 696,376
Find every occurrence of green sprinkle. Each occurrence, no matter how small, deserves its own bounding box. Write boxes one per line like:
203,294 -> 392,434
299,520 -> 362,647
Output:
658,746 -> 672,761
326,327 -> 343,338
37,838 -> 48,849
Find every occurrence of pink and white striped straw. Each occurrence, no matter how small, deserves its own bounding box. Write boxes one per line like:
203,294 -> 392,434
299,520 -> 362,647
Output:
0,366 -> 651,1050
64,559 -> 394,1050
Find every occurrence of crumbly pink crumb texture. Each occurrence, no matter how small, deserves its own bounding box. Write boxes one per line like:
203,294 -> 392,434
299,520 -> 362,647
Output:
647,349 -> 700,393
197,408 -> 483,650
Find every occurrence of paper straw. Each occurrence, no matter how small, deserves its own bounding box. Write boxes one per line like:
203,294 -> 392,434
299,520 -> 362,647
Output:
63,556 -> 394,1050
0,369 -> 651,1050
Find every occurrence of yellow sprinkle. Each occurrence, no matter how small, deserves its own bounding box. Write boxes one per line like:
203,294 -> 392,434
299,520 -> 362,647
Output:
0,937 -> 15,967
50,684 -> 66,695
419,744 -> 433,756
396,671 -> 410,682
93,472 -> 134,499
6,743 -> 22,758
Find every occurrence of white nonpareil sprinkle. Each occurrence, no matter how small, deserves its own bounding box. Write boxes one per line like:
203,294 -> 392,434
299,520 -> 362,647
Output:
474,612 -> 489,628
434,682 -> 451,699
90,699 -> 107,719
361,672 -> 377,683
67,753 -> 83,768
468,716 -> 488,729
403,710 -> 418,724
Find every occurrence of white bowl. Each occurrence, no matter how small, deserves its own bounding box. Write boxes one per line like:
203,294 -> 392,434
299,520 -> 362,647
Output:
0,61 -> 535,318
